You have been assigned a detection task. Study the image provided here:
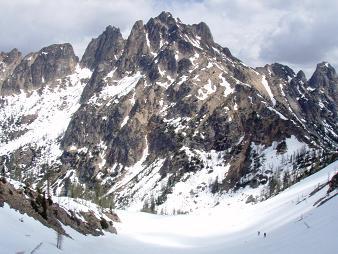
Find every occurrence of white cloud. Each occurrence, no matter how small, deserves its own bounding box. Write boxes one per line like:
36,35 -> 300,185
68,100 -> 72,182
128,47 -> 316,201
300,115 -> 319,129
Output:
0,0 -> 157,55
259,1 -> 338,72
0,0 -> 337,75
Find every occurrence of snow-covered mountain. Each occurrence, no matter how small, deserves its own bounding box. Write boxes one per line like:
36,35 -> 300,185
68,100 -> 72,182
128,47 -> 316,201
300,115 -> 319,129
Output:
0,11 -> 337,214
1,160 -> 337,254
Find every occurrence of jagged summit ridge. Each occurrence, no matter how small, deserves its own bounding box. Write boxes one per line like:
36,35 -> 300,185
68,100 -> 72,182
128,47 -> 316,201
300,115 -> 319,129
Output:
58,13 -> 337,211
309,62 -> 338,100
0,12 -> 337,214
78,11 -> 239,103
0,43 -> 78,96
80,25 -> 125,71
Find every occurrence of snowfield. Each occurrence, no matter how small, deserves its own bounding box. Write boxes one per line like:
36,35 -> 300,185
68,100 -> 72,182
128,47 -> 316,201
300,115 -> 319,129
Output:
1,160 -> 337,254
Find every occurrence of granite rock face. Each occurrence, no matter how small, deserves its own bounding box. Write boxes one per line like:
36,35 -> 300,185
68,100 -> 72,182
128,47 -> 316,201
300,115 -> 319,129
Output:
57,12 -> 337,211
309,62 -> 338,104
1,43 -> 78,95
0,48 -> 22,90
0,12 -> 337,213
81,26 -> 125,71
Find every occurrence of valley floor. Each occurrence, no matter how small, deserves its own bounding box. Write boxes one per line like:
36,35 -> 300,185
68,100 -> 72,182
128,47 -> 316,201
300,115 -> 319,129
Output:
1,160 -> 337,254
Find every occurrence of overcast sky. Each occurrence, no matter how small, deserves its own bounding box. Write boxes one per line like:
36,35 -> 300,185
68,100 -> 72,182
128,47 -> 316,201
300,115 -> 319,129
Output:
0,0 -> 337,77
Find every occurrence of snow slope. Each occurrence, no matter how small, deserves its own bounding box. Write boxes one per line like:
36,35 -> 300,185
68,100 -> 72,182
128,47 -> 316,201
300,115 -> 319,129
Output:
1,160 -> 337,253
0,65 -> 91,175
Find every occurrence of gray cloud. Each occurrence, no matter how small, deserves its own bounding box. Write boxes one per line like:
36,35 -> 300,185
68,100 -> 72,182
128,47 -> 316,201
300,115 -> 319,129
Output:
0,0 -> 337,76
259,1 -> 338,75
0,0 -> 157,55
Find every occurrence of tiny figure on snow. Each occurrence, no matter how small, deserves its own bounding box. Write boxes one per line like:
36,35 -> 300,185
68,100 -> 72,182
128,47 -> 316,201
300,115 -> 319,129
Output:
264,232 -> 267,238
327,172 -> 338,194
257,231 -> 260,236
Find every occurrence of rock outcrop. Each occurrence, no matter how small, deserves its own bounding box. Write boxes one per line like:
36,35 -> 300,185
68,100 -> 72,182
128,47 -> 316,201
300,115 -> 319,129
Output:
0,48 -> 22,90
0,177 -> 118,236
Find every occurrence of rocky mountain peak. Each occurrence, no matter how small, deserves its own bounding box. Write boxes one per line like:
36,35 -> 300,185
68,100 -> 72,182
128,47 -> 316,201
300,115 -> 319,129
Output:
0,48 -> 22,89
1,12 -> 337,215
130,20 -> 145,35
145,16 -> 178,51
0,48 -> 22,64
296,70 -> 307,82
148,11 -> 177,30
1,43 -> 78,96
271,63 -> 295,79
192,22 -> 214,44
33,43 -> 78,82
113,20 -> 150,75
288,69 -> 307,98
80,11 -> 221,102
316,62 -> 336,76
259,63 -> 295,81
38,43 -> 76,57
309,62 -> 337,88
157,11 -> 174,22
145,12 -> 215,53
105,25 -> 120,32
308,62 -> 338,104
80,25 -> 125,70
81,11 -> 225,93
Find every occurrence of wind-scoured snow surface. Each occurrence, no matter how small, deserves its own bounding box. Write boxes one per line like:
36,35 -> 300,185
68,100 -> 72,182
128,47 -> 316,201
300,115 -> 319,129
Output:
1,161 -> 337,254
0,65 -> 91,165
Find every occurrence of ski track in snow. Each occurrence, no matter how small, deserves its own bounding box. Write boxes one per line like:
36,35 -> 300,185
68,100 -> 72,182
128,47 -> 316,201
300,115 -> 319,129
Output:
1,160 -> 337,254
